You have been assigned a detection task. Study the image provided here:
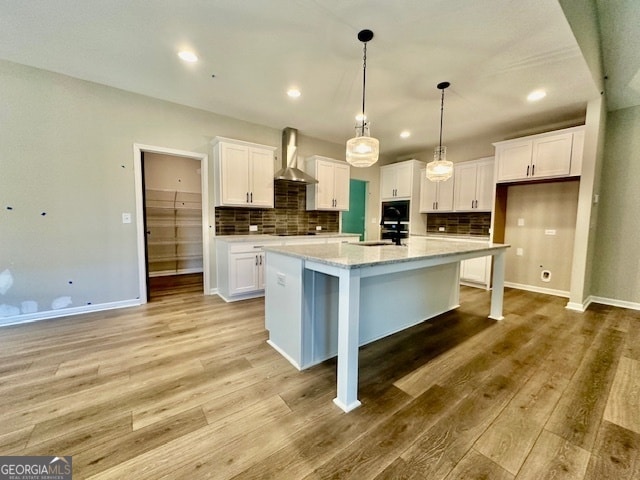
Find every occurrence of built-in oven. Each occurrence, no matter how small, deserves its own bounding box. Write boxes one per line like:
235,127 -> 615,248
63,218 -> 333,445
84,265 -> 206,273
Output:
380,200 -> 410,240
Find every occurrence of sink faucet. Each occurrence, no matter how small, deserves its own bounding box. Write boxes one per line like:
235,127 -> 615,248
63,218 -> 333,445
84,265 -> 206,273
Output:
382,207 -> 403,246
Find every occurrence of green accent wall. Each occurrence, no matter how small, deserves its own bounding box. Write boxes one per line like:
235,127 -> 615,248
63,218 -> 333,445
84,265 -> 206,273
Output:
341,179 -> 366,241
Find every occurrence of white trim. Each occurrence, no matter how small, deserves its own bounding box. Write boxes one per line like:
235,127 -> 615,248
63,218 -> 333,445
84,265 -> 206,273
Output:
133,144 -> 210,304
0,299 -> 141,327
504,281 -> 569,298
589,296 -> 640,311
266,340 -> 302,370
566,296 -> 592,312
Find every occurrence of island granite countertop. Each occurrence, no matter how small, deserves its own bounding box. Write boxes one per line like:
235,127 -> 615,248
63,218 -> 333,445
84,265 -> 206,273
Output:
264,236 -> 509,269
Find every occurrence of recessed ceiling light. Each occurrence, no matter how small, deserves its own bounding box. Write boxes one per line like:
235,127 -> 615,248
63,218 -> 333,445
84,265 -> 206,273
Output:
400,131 -> 411,139
287,88 -> 301,98
527,89 -> 546,102
178,51 -> 198,63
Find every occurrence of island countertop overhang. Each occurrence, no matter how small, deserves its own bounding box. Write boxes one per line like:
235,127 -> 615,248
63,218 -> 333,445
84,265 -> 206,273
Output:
263,237 -> 510,270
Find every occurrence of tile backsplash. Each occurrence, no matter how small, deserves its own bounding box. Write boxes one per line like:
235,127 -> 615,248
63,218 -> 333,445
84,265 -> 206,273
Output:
215,181 -> 339,235
426,212 -> 491,236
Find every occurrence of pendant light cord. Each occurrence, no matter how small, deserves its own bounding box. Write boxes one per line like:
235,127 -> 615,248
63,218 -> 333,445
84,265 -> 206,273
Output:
439,86 -> 445,150
361,42 -> 367,136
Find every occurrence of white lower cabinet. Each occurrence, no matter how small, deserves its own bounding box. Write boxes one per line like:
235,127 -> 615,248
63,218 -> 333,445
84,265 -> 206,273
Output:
216,235 -> 360,301
460,256 -> 490,286
229,251 -> 265,295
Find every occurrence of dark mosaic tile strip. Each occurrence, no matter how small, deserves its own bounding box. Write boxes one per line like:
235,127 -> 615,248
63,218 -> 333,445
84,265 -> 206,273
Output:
215,181 -> 339,235
426,212 -> 491,236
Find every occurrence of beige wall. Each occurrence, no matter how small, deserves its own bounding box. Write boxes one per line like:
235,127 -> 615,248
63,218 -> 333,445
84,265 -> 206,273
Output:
592,105 -> 640,303
0,59 -> 378,322
144,153 -> 202,194
503,181 -> 580,293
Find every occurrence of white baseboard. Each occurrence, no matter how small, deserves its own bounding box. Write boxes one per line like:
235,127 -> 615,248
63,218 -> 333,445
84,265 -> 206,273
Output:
589,295 -> 640,311
504,282 -> 569,298
0,299 -> 142,328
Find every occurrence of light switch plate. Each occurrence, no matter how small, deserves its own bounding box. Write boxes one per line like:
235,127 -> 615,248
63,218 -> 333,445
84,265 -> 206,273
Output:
517,218 -> 525,226
545,229 -> 557,236
249,225 -> 258,232
122,213 -> 132,224
316,225 -> 322,231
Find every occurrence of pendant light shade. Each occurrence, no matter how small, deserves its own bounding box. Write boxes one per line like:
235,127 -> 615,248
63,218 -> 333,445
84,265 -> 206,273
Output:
346,29 -> 379,168
426,81 -> 454,182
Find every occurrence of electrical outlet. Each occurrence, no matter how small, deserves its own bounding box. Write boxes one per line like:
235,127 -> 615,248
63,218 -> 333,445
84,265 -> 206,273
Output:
516,248 -> 523,256
544,229 -> 557,236
316,225 -> 322,231
277,273 -> 286,286
249,225 -> 258,232
517,218 -> 525,226
438,227 -> 446,232
122,212 -> 132,224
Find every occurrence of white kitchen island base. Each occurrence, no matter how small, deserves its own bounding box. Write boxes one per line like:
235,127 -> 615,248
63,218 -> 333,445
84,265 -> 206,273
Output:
264,238 -> 508,412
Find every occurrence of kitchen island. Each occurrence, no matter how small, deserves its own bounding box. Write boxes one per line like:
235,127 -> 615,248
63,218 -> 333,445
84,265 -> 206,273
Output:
263,237 -> 509,412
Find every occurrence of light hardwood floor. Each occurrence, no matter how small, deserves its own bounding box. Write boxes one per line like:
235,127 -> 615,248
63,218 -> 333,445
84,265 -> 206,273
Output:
1,277 -> 639,479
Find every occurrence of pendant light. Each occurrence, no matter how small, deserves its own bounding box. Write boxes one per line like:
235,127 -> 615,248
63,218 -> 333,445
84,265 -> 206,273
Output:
426,81 -> 454,182
346,29 -> 379,168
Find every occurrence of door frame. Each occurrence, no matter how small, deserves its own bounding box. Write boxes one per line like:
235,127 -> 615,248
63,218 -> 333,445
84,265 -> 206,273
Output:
133,143 -> 210,303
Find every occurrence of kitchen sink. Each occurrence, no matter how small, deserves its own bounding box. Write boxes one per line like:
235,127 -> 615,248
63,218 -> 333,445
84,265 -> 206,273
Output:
355,241 -> 406,247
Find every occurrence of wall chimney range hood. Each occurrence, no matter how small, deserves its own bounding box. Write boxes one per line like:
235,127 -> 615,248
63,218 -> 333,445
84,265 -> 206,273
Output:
274,127 -> 318,184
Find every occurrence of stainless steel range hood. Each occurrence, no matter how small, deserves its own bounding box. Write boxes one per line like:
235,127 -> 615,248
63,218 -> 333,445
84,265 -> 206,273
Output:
274,127 -> 318,184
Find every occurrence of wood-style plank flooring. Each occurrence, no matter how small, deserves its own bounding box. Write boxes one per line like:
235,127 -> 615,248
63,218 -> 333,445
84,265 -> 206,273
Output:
1,275 -> 639,479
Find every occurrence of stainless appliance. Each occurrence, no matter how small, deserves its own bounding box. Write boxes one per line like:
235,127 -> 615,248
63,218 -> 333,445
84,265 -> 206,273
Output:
380,200 -> 409,241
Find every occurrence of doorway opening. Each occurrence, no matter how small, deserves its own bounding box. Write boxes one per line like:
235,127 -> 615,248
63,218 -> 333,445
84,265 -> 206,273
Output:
342,179 -> 367,241
133,144 -> 209,304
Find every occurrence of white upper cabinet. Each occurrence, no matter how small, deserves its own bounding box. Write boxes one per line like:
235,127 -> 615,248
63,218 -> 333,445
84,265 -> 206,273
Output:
420,169 -> 454,212
380,161 -> 414,200
494,126 -> 584,183
212,137 -> 276,208
305,156 -> 350,211
454,157 -> 494,211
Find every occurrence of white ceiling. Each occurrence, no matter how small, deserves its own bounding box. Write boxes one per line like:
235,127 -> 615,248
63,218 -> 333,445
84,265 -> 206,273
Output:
0,0 -> 603,156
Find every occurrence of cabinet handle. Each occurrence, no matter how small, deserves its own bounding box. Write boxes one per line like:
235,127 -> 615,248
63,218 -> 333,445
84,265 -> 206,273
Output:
532,165 -> 535,176
246,192 -> 249,202
250,192 -> 253,203
255,255 -> 258,265
433,202 -> 436,210
259,255 -> 262,265
526,165 -> 530,177
436,201 -> 438,210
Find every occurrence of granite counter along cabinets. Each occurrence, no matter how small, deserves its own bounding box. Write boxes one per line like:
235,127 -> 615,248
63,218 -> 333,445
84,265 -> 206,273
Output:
263,236 -> 509,412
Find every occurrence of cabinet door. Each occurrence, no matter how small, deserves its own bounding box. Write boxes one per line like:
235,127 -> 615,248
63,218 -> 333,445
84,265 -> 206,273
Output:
380,165 -> 397,200
220,143 -> 250,205
460,256 -> 488,284
333,163 -> 350,210
315,160 -> 336,209
496,140 -> 532,182
437,176 -> 455,211
454,163 -> 478,211
394,163 -> 413,198
229,252 -> 259,295
475,160 -> 494,211
532,133 -> 572,179
420,172 -> 438,212
248,148 -> 274,207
